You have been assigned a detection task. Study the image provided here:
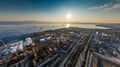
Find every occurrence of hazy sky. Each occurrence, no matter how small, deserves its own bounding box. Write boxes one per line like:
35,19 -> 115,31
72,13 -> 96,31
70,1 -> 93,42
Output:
0,0 -> 120,23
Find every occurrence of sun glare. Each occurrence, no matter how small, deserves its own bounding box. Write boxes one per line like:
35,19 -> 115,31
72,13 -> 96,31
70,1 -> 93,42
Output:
66,24 -> 70,28
66,13 -> 72,19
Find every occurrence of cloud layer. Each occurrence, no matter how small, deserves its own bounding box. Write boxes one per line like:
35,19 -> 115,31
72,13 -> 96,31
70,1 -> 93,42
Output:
89,0 -> 120,11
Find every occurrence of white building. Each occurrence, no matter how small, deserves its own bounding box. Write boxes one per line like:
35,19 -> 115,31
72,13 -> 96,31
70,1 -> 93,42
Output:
40,38 -> 46,42
24,37 -> 33,46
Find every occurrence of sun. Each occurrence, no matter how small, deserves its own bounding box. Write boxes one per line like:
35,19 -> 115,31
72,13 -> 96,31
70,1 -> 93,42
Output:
66,13 -> 72,19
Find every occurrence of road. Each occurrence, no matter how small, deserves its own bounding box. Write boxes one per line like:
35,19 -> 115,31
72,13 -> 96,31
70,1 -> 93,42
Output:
76,31 -> 93,67
59,38 -> 82,67
49,39 -> 78,67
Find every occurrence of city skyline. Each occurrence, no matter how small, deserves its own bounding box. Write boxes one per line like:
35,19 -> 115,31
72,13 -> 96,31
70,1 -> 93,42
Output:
0,0 -> 120,23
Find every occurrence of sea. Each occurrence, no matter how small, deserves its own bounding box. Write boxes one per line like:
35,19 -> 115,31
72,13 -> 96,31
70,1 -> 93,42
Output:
0,22 -> 109,39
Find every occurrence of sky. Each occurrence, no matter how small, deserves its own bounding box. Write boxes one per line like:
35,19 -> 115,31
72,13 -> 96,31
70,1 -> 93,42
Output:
0,0 -> 120,23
